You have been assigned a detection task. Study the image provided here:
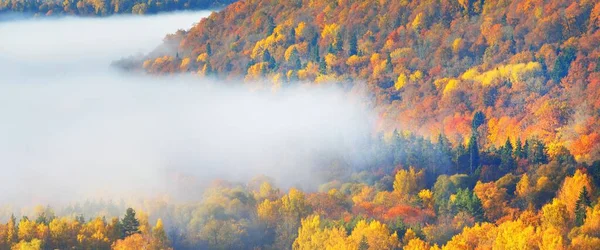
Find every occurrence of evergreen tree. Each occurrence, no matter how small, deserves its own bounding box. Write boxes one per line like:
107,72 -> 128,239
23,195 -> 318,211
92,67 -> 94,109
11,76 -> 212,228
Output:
514,138 -> 523,159
348,32 -> 358,56
288,47 -> 301,69
334,32 -> 343,52
522,140 -> 529,159
263,49 -> 276,69
575,187 -> 592,226
468,133 -> 479,174
550,47 -> 576,82
203,61 -> 214,75
500,137 -> 515,171
530,139 -> 548,164
472,111 -> 485,132
386,53 -> 393,72
319,57 -> 327,74
206,42 -> 212,56
7,214 -> 17,245
122,208 -> 141,238
288,27 -> 296,44
453,188 -> 485,222
266,15 -> 276,35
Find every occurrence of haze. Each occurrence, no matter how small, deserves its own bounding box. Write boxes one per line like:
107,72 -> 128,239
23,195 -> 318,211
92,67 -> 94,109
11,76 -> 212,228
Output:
0,12 -> 374,206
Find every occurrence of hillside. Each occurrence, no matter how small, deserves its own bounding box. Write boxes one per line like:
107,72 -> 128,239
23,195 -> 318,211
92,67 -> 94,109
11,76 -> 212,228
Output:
131,0 -> 600,163
3,0 -> 600,249
0,0 -> 234,16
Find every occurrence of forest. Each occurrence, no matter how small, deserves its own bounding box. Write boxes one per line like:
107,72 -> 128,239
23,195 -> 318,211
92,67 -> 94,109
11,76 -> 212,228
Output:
2,0 -> 600,249
0,0 -> 234,16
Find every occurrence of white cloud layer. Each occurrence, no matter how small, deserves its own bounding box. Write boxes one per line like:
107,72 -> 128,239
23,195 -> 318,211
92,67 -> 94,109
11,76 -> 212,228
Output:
0,12 -> 374,205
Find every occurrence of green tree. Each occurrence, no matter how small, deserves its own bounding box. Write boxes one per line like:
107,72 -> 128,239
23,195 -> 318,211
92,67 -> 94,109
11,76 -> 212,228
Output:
514,138 -> 523,159
500,138 -> 515,171
121,208 -> 140,238
468,133 -> 479,174
206,42 -> 212,56
472,111 -> 485,132
550,47 -> 576,83
288,47 -> 302,69
575,187 -> 592,226
348,32 -> 358,56
453,188 -> 485,222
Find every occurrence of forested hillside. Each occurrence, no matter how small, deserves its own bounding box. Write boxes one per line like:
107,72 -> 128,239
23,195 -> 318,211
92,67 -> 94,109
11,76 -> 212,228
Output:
130,0 -> 600,164
3,0 -> 600,249
0,0 -> 234,16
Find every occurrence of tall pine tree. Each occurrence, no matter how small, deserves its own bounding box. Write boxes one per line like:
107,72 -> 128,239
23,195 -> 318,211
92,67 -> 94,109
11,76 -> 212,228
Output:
122,208 -> 141,238
468,133 -> 479,174
575,187 -> 592,226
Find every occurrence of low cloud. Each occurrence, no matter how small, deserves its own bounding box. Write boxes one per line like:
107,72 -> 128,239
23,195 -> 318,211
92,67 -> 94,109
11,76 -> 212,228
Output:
0,11 -> 375,206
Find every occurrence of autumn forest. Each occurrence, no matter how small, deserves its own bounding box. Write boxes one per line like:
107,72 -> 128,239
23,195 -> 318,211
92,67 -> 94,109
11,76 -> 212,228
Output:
2,0 -> 600,249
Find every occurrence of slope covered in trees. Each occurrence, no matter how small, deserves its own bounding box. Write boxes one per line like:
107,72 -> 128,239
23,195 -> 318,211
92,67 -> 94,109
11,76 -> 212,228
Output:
0,0 -> 234,16
129,0 -> 600,164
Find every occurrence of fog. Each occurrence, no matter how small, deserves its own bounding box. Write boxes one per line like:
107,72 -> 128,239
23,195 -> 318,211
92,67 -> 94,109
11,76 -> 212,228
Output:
0,12 -> 375,206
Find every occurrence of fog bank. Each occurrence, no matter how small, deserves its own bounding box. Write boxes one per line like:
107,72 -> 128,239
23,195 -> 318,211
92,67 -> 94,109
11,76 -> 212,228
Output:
0,12 -> 375,205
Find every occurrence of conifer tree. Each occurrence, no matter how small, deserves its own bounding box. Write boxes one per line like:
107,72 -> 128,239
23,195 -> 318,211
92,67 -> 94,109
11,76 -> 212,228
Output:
575,187 -> 591,226
122,208 -> 141,238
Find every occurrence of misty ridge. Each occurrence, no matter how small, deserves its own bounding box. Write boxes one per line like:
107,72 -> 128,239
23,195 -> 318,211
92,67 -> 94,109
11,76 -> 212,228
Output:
0,11 -> 379,210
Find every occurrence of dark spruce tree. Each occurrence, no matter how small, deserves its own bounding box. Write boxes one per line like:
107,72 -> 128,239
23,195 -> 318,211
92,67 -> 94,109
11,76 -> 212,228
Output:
472,111 -> 486,132
575,187 -> 592,226
514,138 -> 523,159
468,133 -> 479,174
122,208 -> 141,238
500,137 -> 515,172
348,32 -> 358,56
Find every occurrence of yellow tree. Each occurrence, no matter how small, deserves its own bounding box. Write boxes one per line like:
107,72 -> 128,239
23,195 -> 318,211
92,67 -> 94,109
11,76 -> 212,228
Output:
49,218 -> 77,249
112,234 -> 150,250
293,215 -> 350,250
349,220 -> 399,250
493,220 -> 538,249
557,170 -> 595,216
17,219 -> 37,242
150,218 -> 170,249
77,217 -> 110,250
442,222 -> 498,249
393,167 -> 425,200
580,203 -> 600,237
541,199 -> 570,232
404,238 -> 430,250
11,239 -> 42,250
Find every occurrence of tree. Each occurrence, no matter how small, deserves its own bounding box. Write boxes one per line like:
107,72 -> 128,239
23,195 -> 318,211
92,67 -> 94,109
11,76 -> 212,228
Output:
288,47 -> 302,69
500,138 -> 515,171
112,234 -> 150,250
558,170 -> 594,216
575,187 -> 592,226
121,208 -> 140,238
393,167 -> 425,199
348,32 -> 358,56
151,219 -> 169,249
206,42 -> 212,56
514,138 -> 523,159
265,15 -> 276,35
468,133 -> 479,174
541,199 -> 569,231
263,49 -> 276,69
529,139 -> 547,164
349,220 -> 399,250
472,111 -> 485,132
550,47 -> 576,82
7,214 -> 17,246
452,188 -> 485,222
